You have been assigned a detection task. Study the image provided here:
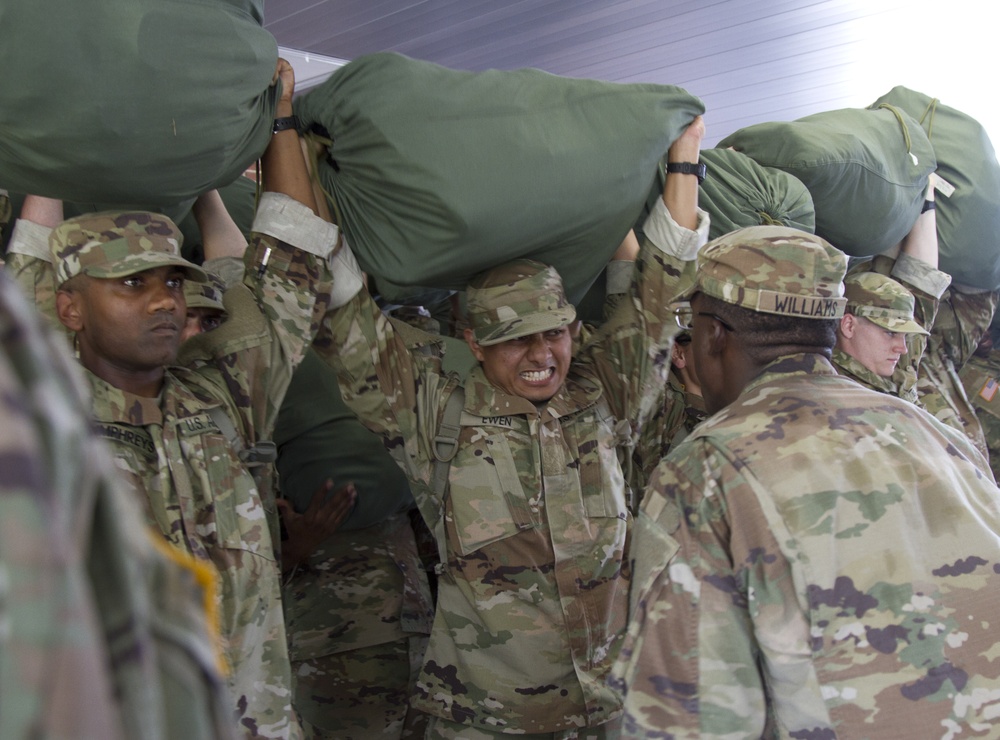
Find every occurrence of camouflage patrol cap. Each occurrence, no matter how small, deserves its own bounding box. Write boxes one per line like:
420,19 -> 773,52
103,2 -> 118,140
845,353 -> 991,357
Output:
467,258 -> 576,346
50,211 -> 207,287
183,271 -> 228,314
844,272 -> 927,335
691,225 -> 848,319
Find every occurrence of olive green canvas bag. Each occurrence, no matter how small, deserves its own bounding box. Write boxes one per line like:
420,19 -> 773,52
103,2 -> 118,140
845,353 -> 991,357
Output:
718,106 -> 936,256
0,0 -> 278,213
870,86 -> 1000,290
294,52 -> 704,305
634,147 -> 815,244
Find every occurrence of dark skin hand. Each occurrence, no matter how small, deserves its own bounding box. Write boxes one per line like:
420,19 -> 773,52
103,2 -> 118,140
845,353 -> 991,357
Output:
276,479 -> 357,573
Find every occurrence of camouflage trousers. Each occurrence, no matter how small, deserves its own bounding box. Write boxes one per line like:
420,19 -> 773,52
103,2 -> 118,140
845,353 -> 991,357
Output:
423,716 -> 622,739
292,635 -> 429,739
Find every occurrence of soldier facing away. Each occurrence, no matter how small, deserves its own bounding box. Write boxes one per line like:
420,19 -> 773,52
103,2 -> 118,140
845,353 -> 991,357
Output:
611,225 -> 1000,737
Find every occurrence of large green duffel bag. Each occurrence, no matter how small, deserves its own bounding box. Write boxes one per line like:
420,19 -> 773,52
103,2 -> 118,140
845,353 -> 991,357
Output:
294,52 -> 704,305
718,106 -> 936,256
699,148 -> 815,239
635,148 -> 815,243
0,0 -> 278,212
869,86 -> 1000,290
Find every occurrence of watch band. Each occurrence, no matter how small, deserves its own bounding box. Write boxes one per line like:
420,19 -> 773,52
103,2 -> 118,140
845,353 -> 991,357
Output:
665,160 -> 707,184
272,115 -> 300,135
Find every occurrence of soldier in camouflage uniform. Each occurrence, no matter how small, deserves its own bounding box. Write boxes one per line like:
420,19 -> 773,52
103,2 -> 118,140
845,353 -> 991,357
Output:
274,349 -> 436,739
181,268 -> 228,342
0,269 -> 234,739
916,281 -> 999,462
312,118 -> 708,737
832,271 -> 928,399
5,61 -> 339,740
611,225 -> 1000,738
960,325 -> 1000,481
841,185 -> 997,460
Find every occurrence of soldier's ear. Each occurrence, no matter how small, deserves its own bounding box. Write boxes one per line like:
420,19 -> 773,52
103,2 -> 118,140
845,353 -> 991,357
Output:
671,340 -> 687,368
703,317 -> 728,357
55,289 -> 84,332
839,313 -> 857,339
464,328 -> 486,362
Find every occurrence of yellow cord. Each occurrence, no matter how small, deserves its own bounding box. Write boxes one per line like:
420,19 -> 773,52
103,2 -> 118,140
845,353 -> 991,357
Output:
145,530 -> 230,677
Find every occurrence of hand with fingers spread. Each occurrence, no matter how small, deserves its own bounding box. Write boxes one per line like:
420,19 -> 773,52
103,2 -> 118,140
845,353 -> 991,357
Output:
277,479 -> 357,572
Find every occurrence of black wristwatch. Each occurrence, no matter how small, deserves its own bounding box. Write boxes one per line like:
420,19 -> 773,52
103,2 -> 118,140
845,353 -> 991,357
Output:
666,160 -> 707,184
272,115 -> 300,135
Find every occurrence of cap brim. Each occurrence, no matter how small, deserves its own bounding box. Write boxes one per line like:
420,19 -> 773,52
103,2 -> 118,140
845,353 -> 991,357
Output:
868,316 -> 929,335
474,307 -> 577,346
84,252 -> 208,284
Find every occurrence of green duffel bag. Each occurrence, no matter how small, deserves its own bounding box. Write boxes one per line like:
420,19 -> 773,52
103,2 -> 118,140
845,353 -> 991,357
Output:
635,148 -> 815,244
0,0 -> 278,212
870,86 -> 1000,290
700,148 -> 815,239
294,52 -> 704,305
718,106 -> 936,256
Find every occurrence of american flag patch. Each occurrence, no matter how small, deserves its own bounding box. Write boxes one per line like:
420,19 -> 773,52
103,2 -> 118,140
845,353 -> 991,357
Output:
980,378 -> 999,402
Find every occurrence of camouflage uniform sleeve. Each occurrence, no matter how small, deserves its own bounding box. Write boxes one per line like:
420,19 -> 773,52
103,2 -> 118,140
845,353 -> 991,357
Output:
600,259 -> 635,322
184,192 -> 338,439
614,442 -> 825,738
201,254 -> 246,289
2,217 -> 60,327
312,277 -> 440,490
578,197 -> 705,429
931,285 -> 1000,371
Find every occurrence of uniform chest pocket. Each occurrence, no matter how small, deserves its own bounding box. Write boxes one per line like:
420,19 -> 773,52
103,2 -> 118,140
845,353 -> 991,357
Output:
177,429 -> 274,560
447,429 -> 539,556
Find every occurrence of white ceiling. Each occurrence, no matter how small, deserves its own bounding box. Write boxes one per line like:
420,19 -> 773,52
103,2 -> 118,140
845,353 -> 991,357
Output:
264,0 -> 997,148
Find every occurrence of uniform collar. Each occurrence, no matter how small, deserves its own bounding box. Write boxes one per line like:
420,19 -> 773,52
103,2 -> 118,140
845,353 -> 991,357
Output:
85,368 -> 165,426
831,347 -> 918,402
741,352 -> 838,400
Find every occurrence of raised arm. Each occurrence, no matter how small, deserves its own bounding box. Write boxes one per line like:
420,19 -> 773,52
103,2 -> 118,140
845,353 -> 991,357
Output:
661,115 -> 705,231
261,59 -> 317,214
4,194 -> 65,325
583,116 -> 709,437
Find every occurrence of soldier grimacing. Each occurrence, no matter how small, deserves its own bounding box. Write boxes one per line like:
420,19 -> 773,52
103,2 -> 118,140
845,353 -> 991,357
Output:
311,117 -> 708,737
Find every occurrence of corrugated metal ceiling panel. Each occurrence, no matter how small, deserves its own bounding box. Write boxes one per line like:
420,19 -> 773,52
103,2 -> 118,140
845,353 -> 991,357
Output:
263,0 -> 994,147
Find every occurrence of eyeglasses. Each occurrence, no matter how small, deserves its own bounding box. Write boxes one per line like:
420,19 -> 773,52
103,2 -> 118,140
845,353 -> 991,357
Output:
673,304 -> 693,331
672,305 -> 737,333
